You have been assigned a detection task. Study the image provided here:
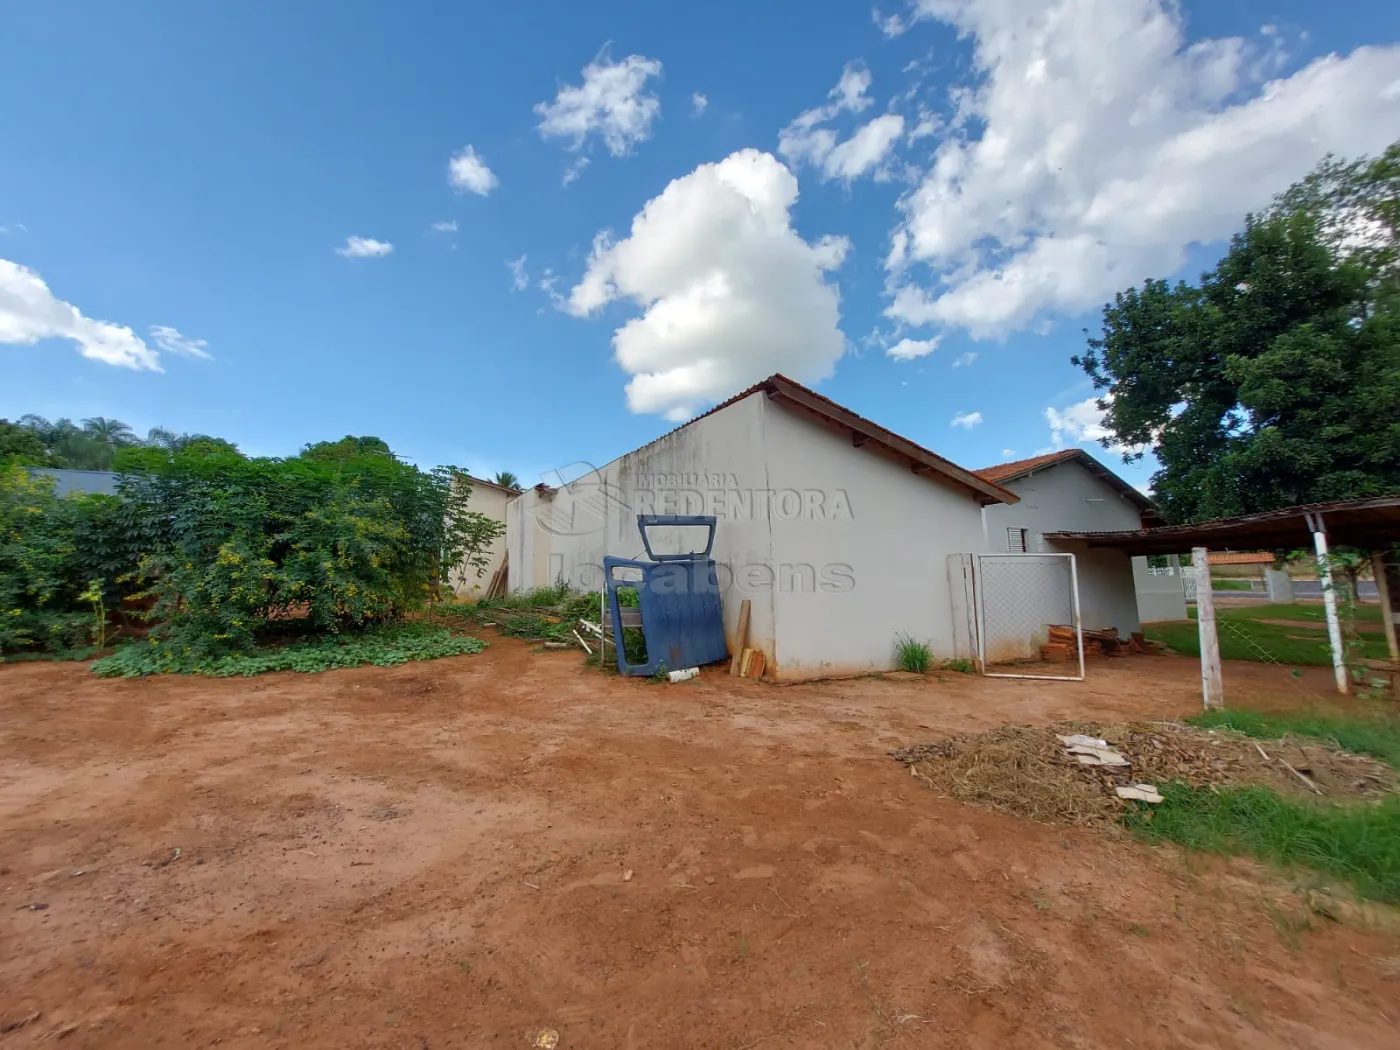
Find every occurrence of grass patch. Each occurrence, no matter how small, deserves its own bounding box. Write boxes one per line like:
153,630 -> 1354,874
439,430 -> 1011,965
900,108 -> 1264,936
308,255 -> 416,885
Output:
90,622 -> 486,678
1127,784 -> 1400,904
1144,603 -> 1389,666
1187,709 -> 1400,769
893,633 -> 932,674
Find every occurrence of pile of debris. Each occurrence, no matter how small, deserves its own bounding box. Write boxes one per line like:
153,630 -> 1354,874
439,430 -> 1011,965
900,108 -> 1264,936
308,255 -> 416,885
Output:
890,721 -> 1395,827
1041,625 -> 1148,662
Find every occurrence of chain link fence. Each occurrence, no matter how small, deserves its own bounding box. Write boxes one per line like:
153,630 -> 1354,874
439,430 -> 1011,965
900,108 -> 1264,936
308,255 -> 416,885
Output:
974,553 -> 1084,681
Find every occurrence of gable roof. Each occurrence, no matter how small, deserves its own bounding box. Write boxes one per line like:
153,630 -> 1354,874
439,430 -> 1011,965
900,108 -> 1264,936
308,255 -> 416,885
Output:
974,448 -> 1161,523
658,374 -> 1017,506
461,474 -> 522,495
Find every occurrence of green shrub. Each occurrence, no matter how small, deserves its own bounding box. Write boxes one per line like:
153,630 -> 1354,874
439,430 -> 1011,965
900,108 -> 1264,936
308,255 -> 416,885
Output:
0,464 -> 140,656
894,633 -> 932,674
91,622 -> 485,677
113,448 -> 502,658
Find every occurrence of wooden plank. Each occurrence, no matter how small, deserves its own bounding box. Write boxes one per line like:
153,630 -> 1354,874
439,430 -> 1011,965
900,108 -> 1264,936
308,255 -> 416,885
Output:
729,598 -> 752,676
1193,547 -> 1224,710
1373,551 -> 1400,663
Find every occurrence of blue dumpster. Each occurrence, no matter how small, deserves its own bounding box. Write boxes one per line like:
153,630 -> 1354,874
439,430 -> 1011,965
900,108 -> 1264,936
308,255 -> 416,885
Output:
603,515 -> 728,676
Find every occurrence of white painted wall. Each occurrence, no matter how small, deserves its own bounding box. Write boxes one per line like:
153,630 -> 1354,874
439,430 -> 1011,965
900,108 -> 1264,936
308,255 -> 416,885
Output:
506,394 -> 781,663
761,402 -> 986,678
982,461 -> 1144,636
1132,557 -> 1189,622
502,392 -> 994,679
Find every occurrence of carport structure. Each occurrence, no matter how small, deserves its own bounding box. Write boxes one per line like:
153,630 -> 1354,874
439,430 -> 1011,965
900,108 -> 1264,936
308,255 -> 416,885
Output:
1046,496 -> 1400,704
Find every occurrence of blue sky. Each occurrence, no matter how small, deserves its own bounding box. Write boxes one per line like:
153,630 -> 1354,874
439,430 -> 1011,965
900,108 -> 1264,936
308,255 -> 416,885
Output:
3,0 -> 1398,491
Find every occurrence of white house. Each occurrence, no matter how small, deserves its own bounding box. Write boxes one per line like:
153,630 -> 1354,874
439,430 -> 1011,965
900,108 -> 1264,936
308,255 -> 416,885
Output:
504,376 -> 1160,680
974,450 -> 1159,637
506,375 -> 1015,680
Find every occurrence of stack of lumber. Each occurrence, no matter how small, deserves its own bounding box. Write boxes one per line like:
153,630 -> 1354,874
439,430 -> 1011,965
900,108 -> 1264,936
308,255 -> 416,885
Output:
1041,625 -> 1128,662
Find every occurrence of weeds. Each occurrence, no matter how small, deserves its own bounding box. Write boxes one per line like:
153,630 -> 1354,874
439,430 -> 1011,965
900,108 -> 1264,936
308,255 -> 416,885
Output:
91,622 -> 486,678
1127,784 -> 1400,904
1187,708 -> 1400,769
893,633 -> 932,675
941,658 -> 975,674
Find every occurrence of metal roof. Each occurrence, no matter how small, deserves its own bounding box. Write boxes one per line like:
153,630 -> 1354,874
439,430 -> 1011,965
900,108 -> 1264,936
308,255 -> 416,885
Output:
1046,495 -> 1400,554
647,374 -> 1018,506
26,468 -> 119,497
974,448 -> 1161,523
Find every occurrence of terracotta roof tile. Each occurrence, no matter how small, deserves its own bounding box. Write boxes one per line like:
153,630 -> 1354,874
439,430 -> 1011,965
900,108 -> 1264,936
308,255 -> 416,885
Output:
973,450 -> 1080,483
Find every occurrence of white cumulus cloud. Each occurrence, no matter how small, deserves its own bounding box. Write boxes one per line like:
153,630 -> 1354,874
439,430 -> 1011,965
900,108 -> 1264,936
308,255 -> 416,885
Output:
149,325 -> 212,360
336,236 -> 394,258
565,149 -> 852,420
886,335 -> 940,360
448,145 -> 498,195
691,92 -> 709,117
779,64 -> 904,183
535,53 -> 663,157
1046,394 -> 1141,456
951,410 -> 983,429
952,351 -> 977,367
886,0 -> 1400,338
0,258 -> 161,370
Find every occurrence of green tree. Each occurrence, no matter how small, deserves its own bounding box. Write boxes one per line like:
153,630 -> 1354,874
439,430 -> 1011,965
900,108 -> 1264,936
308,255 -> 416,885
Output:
300,435 -> 393,462
0,419 -> 55,466
491,471 -> 521,490
1073,146 -> 1400,523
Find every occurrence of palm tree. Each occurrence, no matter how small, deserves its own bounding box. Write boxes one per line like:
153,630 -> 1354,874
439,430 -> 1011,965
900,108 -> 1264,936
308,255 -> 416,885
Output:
19,415 -> 78,448
145,426 -> 181,451
492,471 -> 521,490
82,417 -> 137,447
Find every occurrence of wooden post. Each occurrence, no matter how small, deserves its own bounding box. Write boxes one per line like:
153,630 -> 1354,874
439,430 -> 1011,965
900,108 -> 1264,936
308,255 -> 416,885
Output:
729,599 -> 751,676
1373,551 -> 1400,663
1307,513 -> 1350,695
1192,547 -> 1223,710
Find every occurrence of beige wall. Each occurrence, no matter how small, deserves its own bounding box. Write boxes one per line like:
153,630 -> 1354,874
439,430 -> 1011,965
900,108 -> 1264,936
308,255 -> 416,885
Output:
982,461 -> 1145,637
450,478 -> 512,597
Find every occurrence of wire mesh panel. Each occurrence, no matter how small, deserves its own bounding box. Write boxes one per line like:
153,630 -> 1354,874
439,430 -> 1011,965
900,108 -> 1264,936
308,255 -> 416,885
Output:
975,553 -> 1084,681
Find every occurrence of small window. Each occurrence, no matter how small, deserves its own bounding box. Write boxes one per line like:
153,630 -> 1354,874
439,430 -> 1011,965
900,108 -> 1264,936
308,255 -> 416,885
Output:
1006,527 -> 1028,553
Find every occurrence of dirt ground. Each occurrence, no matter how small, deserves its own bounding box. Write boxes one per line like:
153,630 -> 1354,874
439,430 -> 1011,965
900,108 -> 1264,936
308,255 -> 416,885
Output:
3,643 -> 1399,1049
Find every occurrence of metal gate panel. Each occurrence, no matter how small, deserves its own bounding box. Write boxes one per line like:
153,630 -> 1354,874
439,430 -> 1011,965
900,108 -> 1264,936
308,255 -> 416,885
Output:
973,553 -> 1084,681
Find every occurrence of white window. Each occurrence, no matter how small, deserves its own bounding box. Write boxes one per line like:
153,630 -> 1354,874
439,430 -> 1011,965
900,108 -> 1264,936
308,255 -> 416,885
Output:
1006,527 -> 1028,553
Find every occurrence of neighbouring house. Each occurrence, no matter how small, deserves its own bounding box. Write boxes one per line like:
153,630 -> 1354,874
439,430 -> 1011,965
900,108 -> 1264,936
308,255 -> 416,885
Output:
973,450 -> 1160,638
449,474 -> 519,597
25,468 -> 119,497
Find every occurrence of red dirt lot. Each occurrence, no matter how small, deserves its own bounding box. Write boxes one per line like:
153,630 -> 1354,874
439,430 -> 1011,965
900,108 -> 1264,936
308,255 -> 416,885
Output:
2,642 -> 1398,1049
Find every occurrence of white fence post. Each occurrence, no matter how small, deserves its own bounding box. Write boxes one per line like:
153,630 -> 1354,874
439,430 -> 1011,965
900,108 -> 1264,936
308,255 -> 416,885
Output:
1305,513 -> 1349,695
1192,547 -> 1223,710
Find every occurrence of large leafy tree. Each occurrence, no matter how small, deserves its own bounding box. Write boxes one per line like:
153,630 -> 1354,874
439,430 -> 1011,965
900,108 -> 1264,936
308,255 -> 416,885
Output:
1074,144 -> 1400,523
0,420 -> 56,466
